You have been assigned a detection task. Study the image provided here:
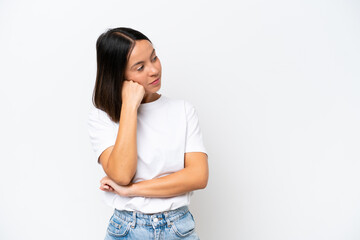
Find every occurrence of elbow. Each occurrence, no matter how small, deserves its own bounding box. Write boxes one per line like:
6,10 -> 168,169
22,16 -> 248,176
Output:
104,159 -> 135,186
192,166 -> 209,190
201,167 -> 209,189
105,167 -> 134,186
198,183 -> 206,190
198,174 -> 208,189
112,175 -> 133,186
200,179 -> 208,189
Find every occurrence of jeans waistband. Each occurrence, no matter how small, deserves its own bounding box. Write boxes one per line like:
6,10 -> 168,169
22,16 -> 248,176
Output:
113,205 -> 189,227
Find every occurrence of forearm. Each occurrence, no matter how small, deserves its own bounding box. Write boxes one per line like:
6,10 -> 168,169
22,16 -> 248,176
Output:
106,104 -> 138,185
129,167 -> 208,198
100,153 -> 209,198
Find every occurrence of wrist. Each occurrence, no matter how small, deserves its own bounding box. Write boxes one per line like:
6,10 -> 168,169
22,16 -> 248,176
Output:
126,183 -> 138,197
122,102 -> 139,112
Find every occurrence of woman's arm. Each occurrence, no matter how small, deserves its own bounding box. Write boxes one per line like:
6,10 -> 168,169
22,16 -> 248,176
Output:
100,152 -> 209,198
100,104 -> 138,186
100,81 -> 145,186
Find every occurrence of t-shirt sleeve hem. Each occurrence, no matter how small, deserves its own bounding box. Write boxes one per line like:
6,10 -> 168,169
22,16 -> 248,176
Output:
95,142 -> 115,163
185,146 -> 208,156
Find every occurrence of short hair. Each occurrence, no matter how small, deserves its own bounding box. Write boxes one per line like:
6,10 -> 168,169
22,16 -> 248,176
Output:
92,27 -> 151,123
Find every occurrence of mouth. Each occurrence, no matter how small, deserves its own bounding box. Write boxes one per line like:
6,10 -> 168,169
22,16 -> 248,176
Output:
150,77 -> 160,85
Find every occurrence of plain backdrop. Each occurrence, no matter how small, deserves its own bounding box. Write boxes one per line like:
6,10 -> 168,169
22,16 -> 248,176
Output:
0,0 -> 359,239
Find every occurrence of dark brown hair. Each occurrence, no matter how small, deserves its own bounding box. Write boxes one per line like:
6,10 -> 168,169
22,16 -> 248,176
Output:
92,27 -> 151,123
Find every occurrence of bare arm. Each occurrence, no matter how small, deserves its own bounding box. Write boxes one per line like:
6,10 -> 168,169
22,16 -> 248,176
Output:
130,152 -> 208,197
100,152 -> 209,197
99,104 -> 138,185
99,80 -> 145,186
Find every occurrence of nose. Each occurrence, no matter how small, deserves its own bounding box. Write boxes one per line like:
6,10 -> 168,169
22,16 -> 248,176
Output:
149,63 -> 160,77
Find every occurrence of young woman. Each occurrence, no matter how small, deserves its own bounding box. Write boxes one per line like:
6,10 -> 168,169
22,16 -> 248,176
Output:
87,27 -> 209,240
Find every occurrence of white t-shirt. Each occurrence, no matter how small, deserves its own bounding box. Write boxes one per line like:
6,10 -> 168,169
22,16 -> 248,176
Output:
87,94 -> 208,214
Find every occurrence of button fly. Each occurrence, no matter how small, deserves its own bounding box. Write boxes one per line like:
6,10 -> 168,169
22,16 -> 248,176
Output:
153,217 -> 159,223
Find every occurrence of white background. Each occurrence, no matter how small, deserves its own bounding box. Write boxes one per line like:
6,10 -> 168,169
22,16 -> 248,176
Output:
1,0 -> 359,239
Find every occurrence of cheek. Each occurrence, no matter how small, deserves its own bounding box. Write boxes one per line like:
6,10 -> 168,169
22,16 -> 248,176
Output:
133,75 -> 148,88
127,72 -> 143,83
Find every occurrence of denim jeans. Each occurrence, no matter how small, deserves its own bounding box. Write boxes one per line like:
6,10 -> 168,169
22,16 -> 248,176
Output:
104,205 -> 200,240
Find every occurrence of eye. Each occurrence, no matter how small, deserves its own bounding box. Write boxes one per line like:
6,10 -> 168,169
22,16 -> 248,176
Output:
152,56 -> 158,62
136,65 -> 144,71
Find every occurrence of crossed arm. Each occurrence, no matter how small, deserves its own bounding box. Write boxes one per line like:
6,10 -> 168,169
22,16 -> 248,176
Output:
98,104 -> 208,197
100,152 -> 209,198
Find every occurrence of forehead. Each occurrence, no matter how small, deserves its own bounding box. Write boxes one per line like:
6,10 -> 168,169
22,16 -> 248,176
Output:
128,40 -> 154,63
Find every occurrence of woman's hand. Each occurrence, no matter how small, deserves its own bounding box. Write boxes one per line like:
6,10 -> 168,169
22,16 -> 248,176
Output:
121,80 -> 145,109
100,176 -> 134,197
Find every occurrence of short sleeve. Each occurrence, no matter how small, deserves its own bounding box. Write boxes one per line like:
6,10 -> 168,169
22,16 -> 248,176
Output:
184,101 -> 208,155
87,107 -> 117,163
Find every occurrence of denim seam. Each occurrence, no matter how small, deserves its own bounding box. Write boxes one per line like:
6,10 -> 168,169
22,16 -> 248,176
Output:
168,209 -> 189,223
109,218 -> 122,229
171,223 -> 196,238
107,221 -> 131,237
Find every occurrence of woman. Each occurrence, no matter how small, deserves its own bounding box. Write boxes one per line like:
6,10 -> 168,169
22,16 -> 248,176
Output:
87,27 -> 209,240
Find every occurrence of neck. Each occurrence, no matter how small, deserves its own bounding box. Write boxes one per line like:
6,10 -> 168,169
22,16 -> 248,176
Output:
141,93 -> 161,104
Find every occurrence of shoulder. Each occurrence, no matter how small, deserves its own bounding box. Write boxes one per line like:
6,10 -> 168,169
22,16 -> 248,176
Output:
87,105 -> 116,128
163,95 -> 195,109
160,95 -> 191,112
88,106 -> 102,122
183,99 -> 197,116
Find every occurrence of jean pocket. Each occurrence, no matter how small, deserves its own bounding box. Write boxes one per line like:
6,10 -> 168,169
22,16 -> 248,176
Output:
171,211 -> 196,238
107,214 -> 131,238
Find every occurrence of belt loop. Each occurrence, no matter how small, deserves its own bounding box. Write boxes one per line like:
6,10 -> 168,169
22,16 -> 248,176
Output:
131,211 -> 137,228
164,211 -> 172,228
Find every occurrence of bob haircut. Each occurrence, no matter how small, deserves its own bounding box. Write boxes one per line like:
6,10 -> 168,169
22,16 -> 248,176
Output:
92,27 -> 151,123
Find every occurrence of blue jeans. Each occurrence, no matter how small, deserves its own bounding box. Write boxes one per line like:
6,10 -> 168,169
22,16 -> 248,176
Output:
104,205 -> 200,240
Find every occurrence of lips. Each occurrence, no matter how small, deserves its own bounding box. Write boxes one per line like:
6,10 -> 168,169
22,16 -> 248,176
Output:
150,78 -> 160,84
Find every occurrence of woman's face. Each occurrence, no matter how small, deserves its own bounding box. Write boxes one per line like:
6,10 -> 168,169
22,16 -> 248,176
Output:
125,40 -> 162,96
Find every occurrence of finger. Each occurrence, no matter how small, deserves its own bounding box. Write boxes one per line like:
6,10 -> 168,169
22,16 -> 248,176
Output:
100,185 -> 110,191
101,179 -> 109,185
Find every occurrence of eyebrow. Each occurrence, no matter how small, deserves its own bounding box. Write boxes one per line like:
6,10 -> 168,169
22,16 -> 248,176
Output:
130,49 -> 155,69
